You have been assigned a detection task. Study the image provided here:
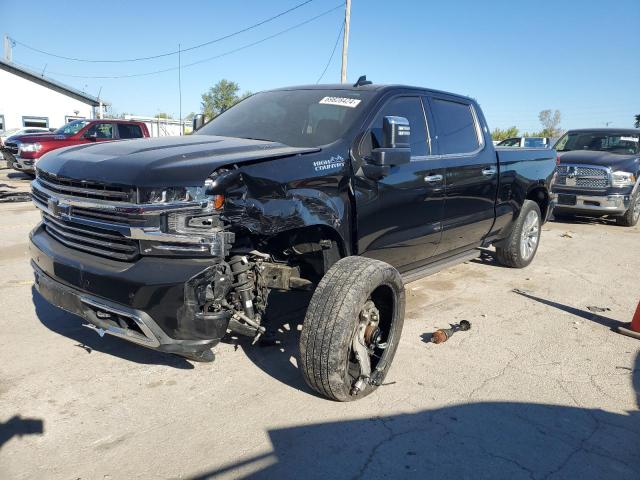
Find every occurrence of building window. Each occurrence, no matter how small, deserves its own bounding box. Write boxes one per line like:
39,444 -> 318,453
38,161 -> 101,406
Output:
0,114 -> 5,132
22,116 -> 49,128
65,116 -> 85,123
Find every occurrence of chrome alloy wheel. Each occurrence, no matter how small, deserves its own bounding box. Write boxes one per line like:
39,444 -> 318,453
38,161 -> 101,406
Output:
520,209 -> 540,260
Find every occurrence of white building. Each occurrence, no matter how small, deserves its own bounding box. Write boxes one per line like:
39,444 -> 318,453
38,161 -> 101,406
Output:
0,59 -> 106,132
124,115 -> 191,137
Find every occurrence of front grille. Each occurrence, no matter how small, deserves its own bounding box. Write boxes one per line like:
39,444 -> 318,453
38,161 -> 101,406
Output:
37,170 -> 135,202
556,165 -> 609,188
41,212 -> 138,261
4,142 -> 18,155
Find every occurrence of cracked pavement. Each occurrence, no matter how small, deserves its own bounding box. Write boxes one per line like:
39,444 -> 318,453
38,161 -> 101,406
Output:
0,175 -> 638,479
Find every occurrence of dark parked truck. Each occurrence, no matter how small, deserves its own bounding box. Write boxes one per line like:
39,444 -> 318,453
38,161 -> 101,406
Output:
29,81 -> 556,401
553,128 -> 640,226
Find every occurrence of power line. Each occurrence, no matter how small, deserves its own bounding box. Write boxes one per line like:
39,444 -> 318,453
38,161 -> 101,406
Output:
10,0 -> 315,63
14,4 -> 345,80
316,20 -> 344,84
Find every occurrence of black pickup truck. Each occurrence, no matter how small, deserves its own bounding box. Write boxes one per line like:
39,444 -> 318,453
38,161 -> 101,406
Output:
29,80 -> 556,401
552,128 -> 640,226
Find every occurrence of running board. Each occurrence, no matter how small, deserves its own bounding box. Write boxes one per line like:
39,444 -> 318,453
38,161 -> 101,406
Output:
401,250 -> 481,285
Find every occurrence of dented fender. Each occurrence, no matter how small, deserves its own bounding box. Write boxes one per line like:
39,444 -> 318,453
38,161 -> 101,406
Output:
221,151 -> 353,252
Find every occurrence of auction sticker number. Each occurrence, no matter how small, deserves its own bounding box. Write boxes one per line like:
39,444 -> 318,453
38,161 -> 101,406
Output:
319,97 -> 362,108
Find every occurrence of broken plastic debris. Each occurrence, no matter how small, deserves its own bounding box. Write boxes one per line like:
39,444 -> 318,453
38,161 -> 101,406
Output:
587,306 -> 611,313
560,232 -> 574,238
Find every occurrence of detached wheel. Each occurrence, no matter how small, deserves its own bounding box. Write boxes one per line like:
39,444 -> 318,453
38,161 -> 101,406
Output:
495,200 -> 542,268
615,190 -> 640,227
299,256 -> 405,401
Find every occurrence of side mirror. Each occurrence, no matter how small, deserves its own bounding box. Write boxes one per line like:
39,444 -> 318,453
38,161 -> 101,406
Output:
370,116 -> 411,167
193,114 -> 205,132
84,132 -> 98,141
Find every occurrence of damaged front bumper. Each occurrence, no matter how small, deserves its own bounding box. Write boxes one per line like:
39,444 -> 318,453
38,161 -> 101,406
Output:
30,224 -> 232,357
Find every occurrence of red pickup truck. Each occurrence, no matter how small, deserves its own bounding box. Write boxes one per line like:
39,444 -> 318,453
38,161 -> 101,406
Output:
2,119 -> 150,174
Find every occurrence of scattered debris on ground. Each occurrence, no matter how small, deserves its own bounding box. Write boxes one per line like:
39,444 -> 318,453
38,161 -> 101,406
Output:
587,305 -> 611,313
430,320 -> 471,344
560,232 -> 574,238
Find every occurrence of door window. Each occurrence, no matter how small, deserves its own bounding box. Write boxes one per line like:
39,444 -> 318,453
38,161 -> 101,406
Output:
86,123 -> 114,139
360,96 -> 429,158
117,123 -> 143,139
430,98 -> 481,155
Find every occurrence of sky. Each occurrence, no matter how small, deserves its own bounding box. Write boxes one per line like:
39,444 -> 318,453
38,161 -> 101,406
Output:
4,0 -> 639,132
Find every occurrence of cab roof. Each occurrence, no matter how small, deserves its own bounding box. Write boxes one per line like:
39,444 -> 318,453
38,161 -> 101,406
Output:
268,83 -> 476,103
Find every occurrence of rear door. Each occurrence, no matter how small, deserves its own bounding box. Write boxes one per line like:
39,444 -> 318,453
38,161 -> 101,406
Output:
427,95 -> 497,254
355,95 -> 446,271
116,123 -> 144,139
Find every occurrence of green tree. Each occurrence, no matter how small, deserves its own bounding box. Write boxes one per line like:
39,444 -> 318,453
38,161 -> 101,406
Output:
201,79 -> 251,118
634,114 -> 640,128
491,126 -> 519,142
155,112 -> 173,119
538,109 -> 562,137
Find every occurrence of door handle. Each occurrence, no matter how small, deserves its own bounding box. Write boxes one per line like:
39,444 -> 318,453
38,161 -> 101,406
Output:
424,174 -> 443,183
482,167 -> 497,176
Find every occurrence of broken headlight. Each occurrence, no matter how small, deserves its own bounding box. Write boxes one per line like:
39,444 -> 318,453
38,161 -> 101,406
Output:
137,186 -> 208,204
137,183 -> 231,257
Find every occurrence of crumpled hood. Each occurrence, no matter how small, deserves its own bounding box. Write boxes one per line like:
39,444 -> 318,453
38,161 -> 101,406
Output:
36,135 -> 320,187
558,149 -> 639,170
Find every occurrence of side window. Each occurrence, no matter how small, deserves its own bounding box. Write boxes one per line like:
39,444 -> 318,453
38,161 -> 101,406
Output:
86,123 -> 114,139
499,138 -> 520,147
360,96 -> 429,158
430,98 -> 480,155
118,123 -> 143,139
22,116 -> 49,128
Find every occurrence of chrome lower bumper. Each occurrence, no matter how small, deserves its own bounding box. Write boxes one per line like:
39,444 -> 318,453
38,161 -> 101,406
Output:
554,193 -> 630,214
14,156 -> 35,172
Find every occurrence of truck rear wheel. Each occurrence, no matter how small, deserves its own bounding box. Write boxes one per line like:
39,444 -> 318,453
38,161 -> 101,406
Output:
495,200 -> 541,268
299,256 -> 405,401
615,190 -> 640,227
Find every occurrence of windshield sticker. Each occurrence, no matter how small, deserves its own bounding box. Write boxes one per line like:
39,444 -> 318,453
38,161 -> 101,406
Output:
319,97 -> 361,108
620,136 -> 639,142
314,155 -> 345,172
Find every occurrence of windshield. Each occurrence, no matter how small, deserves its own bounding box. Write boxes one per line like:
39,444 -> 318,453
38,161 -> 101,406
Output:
55,120 -> 91,136
555,131 -> 640,155
196,89 -> 373,147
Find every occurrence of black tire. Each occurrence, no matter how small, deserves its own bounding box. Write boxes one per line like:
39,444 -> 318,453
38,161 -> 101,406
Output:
615,190 -> 640,227
299,256 -> 405,401
495,200 -> 542,268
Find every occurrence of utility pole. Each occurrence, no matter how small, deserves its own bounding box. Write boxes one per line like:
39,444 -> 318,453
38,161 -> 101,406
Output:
178,43 -> 183,135
3,34 -> 12,62
340,0 -> 351,83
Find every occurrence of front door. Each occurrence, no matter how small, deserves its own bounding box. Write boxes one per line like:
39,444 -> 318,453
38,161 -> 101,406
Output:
427,95 -> 498,254
354,95 -> 446,272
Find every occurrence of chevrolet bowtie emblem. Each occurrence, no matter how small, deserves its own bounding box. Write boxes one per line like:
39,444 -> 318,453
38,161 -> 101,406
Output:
47,198 -> 60,216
